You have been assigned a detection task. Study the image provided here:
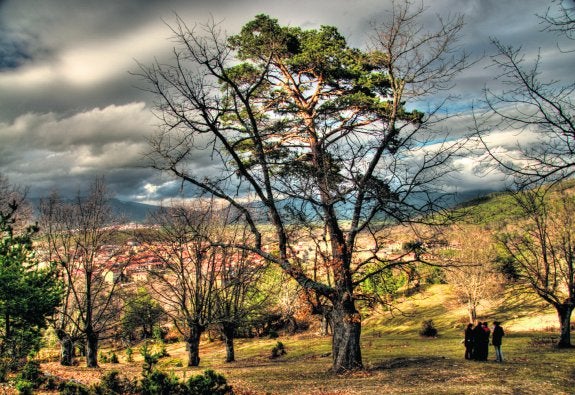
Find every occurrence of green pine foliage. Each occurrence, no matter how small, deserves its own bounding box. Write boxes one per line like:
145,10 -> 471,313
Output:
0,202 -> 62,375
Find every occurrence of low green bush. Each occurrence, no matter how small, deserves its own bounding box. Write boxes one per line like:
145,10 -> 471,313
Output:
419,319 -> 438,337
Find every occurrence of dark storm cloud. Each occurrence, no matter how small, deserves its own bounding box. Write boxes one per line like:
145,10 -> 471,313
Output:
0,0 -> 570,202
0,30 -> 33,70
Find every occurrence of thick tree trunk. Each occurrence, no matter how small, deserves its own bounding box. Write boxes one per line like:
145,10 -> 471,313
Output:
556,303 -> 573,348
86,331 -> 99,368
186,325 -> 203,367
222,323 -> 235,363
57,331 -> 74,366
331,297 -> 362,373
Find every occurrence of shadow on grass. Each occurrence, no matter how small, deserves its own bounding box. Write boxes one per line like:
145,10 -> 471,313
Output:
370,356 -> 447,370
492,288 -> 551,322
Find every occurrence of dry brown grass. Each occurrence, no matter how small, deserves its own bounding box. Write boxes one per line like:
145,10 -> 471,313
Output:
28,284 -> 575,394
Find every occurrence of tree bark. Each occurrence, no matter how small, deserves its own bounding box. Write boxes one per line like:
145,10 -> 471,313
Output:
331,297 -> 363,373
556,303 -> 573,348
86,331 -> 99,368
186,325 -> 203,367
56,330 -> 74,366
222,323 -> 236,363
467,302 -> 477,324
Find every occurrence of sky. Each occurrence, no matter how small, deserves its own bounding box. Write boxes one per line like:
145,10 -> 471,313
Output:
0,0 -> 572,203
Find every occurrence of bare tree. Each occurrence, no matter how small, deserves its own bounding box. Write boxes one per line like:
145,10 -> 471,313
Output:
0,173 -> 33,231
475,2 -> 574,188
137,1 -> 466,372
436,225 -> 504,323
498,186 -> 575,347
212,238 -> 267,363
142,202 -> 222,367
541,0 -> 575,41
39,178 -> 128,367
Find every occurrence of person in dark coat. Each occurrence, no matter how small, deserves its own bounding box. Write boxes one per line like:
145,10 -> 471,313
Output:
492,321 -> 505,362
472,322 -> 484,360
464,323 -> 474,360
480,321 -> 491,361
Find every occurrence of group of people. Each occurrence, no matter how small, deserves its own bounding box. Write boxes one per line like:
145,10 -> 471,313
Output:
464,321 -> 504,362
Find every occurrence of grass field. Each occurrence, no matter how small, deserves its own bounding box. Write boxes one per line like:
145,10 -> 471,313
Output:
38,285 -> 575,394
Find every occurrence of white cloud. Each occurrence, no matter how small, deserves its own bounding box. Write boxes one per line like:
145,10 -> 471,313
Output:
58,22 -> 171,87
0,102 -> 156,195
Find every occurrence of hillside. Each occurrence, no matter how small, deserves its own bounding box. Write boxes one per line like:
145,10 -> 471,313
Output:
37,284 -> 572,395
29,197 -> 160,223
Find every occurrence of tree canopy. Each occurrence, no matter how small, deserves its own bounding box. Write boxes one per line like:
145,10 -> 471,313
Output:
139,3 -> 466,372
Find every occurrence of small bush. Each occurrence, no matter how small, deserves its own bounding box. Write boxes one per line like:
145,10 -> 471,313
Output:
140,369 -> 186,395
109,353 -> 119,364
15,379 -> 34,395
270,341 -> 287,359
186,369 -> 233,395
100,352 -> 119,364
18,360 -> 43,388
100,352 -> 108,364
140,343 -> 163,374
153,326 -> 168,341
419,320 -> 438,337
139,367 -> 234,395
59,380 -> 91,395
45,375 -> 60,390
94,370 -> 139,395
126,347 -> 134,363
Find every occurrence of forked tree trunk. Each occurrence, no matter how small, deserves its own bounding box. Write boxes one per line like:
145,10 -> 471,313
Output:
186,325 -> 203,366
556,303 -> 574,348
331,297 -> 362,373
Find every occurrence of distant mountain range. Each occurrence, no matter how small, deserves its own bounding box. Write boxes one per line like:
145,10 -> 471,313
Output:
107,199 -> 161,222
28,188 -> 498,224
29,198 -> 160,223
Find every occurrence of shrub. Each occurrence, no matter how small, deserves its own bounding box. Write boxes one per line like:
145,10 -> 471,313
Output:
186,369 -> 233,395
140,343 -> 162,375
15,379 -> 34,395
59,380 -> 91,395
139,367 -> 234,395
18,360 -> 43,388
126,347 -> 134,363
270,341 -> 287,359
100,352 -> 108,364
419,320 -> 438,337
153,326 -> 168,341
109,353 -> 119,364
140,369 -> 186,395
94,370 -> 139,395
99,352 -> 119,364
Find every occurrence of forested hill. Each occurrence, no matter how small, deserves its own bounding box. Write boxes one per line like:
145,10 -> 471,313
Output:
29,198 -> 160,223
454,179 -> 575,226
